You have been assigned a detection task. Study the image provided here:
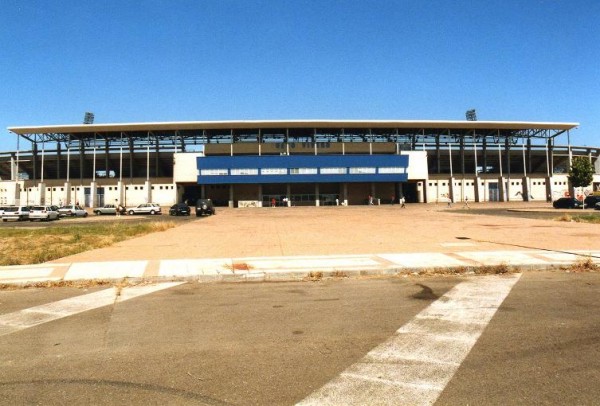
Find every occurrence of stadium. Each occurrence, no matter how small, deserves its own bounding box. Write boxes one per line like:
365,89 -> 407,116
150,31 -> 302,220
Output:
0,119 -> 598,208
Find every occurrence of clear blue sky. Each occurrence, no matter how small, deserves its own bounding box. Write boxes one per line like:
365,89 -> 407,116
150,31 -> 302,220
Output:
1,0 -> 598,151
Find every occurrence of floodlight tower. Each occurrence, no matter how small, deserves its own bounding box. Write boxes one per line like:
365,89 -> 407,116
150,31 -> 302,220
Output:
83,112 -> 95,124
465,109 -> 477,121
466,109 -> 477,121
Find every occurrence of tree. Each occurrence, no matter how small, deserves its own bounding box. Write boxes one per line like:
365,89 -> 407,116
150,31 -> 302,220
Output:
568,157 -> 594,188
568,157 -> 594,209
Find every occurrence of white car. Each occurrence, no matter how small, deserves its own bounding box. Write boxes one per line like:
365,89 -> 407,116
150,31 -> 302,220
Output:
29,205 -> 60,221
58,205 -> 88,217
2,206 -> 31,222
127,203 -> 162,215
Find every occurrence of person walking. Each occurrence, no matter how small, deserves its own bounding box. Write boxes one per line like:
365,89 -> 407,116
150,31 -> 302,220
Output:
400,196 -> 406,208
271,198 -> 276,207
463,196 -> 471,209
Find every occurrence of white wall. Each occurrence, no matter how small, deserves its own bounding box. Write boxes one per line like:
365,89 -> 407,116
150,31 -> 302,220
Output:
403,151 -> 428,180
174,152 -> 204,183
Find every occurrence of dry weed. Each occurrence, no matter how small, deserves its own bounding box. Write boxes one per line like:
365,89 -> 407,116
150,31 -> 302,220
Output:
563,257 -> 599,273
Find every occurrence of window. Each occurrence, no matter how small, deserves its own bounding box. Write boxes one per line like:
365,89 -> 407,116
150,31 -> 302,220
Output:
290,168 -> 318,175
378,167 -> 405,174
349,167 -> 376,174
201,169 -> 228,176
320,167 -> 346,175
261,168 -> 287,175
230,168 -> 258,175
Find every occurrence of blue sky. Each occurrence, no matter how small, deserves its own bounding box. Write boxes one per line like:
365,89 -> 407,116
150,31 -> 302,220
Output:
1,0 -> 598,151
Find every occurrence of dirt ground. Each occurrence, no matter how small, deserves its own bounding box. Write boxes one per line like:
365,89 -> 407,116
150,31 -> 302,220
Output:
49,201 -> 600,263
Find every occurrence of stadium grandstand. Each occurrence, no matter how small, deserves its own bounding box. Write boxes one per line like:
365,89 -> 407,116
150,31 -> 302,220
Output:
0,119 -> 598,208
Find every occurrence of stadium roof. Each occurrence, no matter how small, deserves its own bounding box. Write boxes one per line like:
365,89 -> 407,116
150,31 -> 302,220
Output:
8,119 -> 579,135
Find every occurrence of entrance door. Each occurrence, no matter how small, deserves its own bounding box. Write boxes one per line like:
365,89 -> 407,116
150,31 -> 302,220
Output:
97,187 -> 105,207
488,182 -> 499,202
84,187 -> 91,207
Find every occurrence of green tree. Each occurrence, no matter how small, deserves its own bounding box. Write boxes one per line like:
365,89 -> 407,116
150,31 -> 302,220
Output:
568,157 -> 594,188
568,157 -> 594,209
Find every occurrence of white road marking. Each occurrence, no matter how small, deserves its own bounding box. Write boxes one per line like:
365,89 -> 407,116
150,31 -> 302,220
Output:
0,282 -> 183,337
297,274 -> 521,406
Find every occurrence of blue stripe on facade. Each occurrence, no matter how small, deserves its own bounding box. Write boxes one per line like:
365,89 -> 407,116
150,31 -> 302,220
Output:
196,154 -> 409,184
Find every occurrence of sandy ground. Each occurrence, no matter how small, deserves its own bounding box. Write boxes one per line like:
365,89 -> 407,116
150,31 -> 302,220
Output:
50,201 -> 600,263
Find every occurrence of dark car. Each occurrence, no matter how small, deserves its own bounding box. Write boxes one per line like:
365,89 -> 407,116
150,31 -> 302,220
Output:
169,203 -> 191,216
584,195 -> 600,208
196,199 -> 216,216
552,197 -> 585,209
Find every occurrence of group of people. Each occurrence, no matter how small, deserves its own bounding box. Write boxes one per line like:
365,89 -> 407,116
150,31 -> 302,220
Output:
369,194 -> 406,208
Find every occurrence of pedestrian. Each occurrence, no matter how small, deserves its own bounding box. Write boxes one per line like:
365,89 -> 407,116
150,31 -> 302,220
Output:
400,196 -> 406,208
368,194 -> 373,205
463,196 -> 470,209
446,194 -> 452,208
271,198 -> 276,207
335,197 -> 339,206
117,203 -> 123,216
391,195 -> 395,205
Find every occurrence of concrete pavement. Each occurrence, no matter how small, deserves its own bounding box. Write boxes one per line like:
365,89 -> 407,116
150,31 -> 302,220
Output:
2,203 -> 599,285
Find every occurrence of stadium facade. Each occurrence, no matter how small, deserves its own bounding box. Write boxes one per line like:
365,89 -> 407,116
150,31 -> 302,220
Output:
1,120 -> 598,208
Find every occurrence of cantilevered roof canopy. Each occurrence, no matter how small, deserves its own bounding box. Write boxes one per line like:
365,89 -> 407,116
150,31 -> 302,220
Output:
8,119 -> 579,135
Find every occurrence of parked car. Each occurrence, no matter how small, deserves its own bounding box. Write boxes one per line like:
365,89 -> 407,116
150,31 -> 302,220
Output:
2,206 -> 31,222
552,197 -> 585,209
0,206 -> 8,216
595,202 -> 600,211
584,195 -> 600,208
29,205 -> 60,221
94,204 -> 126,215
169,203 -> 191,216
58,205 -> 88,217
196,199 -> 216,216
127,203 -> 162,215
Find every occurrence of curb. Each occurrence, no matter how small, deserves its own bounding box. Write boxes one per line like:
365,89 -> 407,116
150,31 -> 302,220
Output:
2,250 -> 598,287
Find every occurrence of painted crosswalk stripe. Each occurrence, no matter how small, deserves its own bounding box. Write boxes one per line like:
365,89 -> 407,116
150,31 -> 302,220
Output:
297,274 -> 521,406
0,282 -> 184,337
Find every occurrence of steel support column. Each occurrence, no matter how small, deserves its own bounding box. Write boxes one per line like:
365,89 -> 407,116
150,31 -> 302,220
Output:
56,142 -> 62,179
482,138 -> 487,175
32,140 -> 38,183
105,139 -> 110,179
460,137 -> 465,176
128,137 -> 135,180
435,135 -> 441,174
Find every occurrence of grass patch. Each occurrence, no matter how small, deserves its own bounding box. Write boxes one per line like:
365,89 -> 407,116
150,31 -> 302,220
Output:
556,213 -> 600,223
0,221 -> 176,266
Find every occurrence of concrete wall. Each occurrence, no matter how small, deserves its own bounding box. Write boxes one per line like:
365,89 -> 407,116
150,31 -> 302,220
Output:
425,174 -> 600,203
174,152 -> 204,183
